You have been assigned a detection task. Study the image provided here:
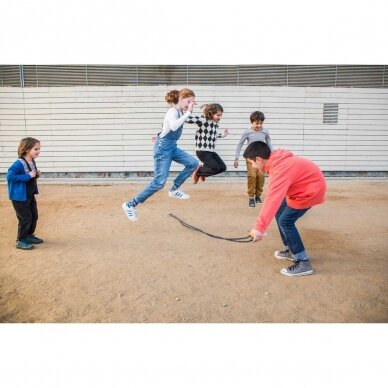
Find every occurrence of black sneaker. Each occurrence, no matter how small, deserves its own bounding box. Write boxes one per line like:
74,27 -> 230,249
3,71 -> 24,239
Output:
248,197 -> 255,208
16,239 -> 34,250
280,260 -> 313,277
255,195 -> 262,203
26,235 -> 44,244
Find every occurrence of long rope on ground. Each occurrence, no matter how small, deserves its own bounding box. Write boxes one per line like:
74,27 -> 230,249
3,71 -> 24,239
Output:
169,213 -> 253,243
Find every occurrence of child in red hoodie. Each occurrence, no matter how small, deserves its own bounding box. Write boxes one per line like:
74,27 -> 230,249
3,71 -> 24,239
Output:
243,141 -> 326,277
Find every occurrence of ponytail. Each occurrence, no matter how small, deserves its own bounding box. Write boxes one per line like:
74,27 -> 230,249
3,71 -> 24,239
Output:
165,88 -> 195,105
165,90 -> 179,105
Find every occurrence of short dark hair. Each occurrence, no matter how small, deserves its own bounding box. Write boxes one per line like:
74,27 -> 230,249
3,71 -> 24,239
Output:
250,111 -> 265,123
243,141 -> 271,160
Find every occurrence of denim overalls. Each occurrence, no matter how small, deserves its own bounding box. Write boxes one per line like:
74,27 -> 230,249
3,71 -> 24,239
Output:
134,109 -> 198,204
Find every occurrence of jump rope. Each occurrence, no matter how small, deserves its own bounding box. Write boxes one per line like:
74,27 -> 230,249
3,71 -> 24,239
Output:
169,213 -> 254,243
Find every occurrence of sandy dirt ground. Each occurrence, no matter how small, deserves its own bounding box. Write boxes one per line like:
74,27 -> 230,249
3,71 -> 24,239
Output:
0,179 -> 387,323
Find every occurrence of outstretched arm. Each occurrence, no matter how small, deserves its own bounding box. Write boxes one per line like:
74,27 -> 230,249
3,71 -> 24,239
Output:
265,130 -> 274,151
185,115 -> 207,125
217,129 -> 230,138
254,171 -> 290,234
166,109 -> 193,131
234,130 -> 249,160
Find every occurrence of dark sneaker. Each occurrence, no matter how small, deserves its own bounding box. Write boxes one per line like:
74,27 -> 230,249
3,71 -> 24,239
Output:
280,260 -> 313,277
255,195 -> 262,204
16,240 -> 34,250
26,235 -> 43,244
274,249 -> 295,261
249,197 -> 255,208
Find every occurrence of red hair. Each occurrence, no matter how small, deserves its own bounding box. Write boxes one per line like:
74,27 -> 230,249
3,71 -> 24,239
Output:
165,88 -> 195,105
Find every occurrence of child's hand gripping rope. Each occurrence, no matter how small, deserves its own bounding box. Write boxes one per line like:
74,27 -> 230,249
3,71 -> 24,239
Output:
250,229 -> 267,242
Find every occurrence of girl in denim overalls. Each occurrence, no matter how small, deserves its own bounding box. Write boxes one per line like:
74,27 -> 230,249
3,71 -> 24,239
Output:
122,88 -> 199,221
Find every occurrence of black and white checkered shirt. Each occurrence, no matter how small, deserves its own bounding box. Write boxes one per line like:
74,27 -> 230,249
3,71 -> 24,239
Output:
186,115 -> 225,152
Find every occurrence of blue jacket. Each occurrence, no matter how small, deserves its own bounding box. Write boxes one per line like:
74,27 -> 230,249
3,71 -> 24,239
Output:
7,160 -> 38,201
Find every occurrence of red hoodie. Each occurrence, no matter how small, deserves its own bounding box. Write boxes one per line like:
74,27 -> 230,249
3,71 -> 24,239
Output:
255,149 -> 326,233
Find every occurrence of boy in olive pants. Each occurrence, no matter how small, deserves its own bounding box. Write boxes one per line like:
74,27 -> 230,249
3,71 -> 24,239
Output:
234,111 -> 273,208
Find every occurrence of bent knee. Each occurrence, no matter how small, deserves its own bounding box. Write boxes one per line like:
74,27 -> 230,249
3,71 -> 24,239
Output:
213,167 -> 226,174
278,217 -> 295,228
153,180 -> 167,191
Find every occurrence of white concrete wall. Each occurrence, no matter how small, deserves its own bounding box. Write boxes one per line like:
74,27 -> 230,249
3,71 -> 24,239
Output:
1,85 -> 388,173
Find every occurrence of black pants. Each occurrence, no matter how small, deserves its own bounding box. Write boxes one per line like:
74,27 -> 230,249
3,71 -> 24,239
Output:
196,151 -> 227,177
12,195 -> 38,241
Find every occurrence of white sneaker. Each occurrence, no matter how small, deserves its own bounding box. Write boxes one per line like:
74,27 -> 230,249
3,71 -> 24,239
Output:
122,202 -> 137,221
168,189 -> 190,200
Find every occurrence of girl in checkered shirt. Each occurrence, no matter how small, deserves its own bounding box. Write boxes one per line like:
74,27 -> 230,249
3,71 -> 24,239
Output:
186,103 -> 229,183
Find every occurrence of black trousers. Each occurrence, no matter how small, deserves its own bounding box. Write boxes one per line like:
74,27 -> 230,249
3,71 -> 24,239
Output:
12,195 -> 38,241
196,151 -> 227,177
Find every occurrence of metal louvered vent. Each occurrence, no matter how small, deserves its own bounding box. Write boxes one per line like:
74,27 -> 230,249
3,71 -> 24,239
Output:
238,65 -> 287,85
188,65 -> 238,84
137,65 -> 188,85
0,65 -> 20,86
23,65 -> 87,86
86,65 -> 137,85
288,65 -> 337,87
323,103 -> 339,124
336,65 -> 385,88
1,65 -> 387,87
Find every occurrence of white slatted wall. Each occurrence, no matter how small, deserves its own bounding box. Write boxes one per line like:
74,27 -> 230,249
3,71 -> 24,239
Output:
0,85 -> 387,173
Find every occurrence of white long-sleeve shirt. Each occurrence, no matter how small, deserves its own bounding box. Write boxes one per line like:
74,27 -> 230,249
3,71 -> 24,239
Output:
159,107 -> 192,138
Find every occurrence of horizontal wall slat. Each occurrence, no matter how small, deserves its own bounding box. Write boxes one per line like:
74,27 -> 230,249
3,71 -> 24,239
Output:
1,85 -> 388,173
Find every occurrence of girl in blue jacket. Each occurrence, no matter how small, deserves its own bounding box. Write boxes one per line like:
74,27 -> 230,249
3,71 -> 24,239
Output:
7,137 -> 43,250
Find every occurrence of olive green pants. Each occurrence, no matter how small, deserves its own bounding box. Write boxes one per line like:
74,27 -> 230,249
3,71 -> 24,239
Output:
245,158 -> 265,197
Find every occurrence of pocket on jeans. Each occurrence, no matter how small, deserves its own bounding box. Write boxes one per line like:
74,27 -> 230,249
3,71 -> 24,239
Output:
154,144 -> 167,160
153,145 -> 163,159
154,152 -> 165,161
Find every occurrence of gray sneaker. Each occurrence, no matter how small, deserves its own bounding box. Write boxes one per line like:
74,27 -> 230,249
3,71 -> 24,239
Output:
280,260 -> 313,277
248,197 -> 255,208
274,249 -> 295,261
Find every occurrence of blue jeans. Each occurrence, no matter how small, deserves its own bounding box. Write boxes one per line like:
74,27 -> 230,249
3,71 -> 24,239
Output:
275,198 -> 310,261
134,134 -> 198,204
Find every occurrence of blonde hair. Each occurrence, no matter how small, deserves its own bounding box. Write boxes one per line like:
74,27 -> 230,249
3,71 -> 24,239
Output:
201,103 -> 224,120
18,137 -> 40,157
165,88 -> 195,105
